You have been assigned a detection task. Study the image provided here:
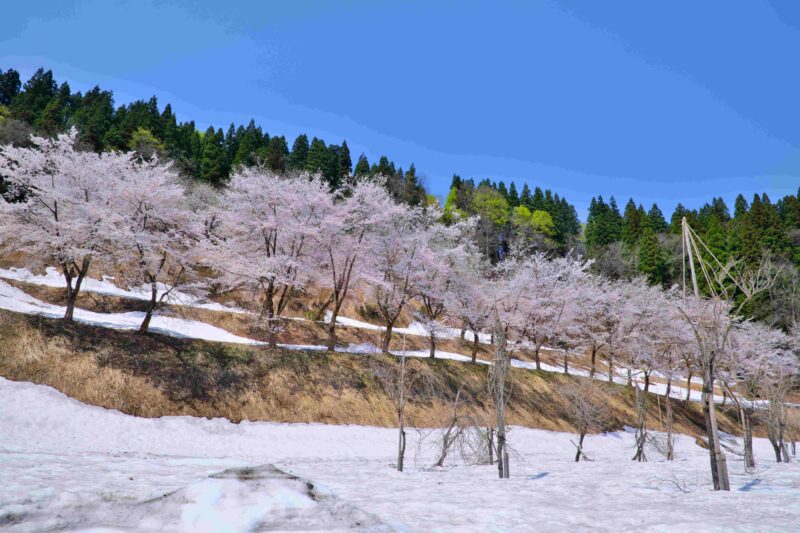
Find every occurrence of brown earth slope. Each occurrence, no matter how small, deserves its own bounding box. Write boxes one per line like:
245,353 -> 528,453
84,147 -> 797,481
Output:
0,309 -> 756,442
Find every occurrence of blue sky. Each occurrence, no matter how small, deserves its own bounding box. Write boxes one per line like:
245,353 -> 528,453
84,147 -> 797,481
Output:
2,0 -> 800,219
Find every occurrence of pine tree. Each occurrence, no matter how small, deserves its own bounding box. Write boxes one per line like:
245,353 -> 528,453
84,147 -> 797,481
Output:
520,183 -> 532,209
637,226 -> 669,285
263,135 -> 288,172
498,181 -> 509,202
70,86 -> 115,152
199,127 -> 228,184
354,153 -> 370,176
232,120 -> 263,168
532,187 -> 545,211
339,140 -> 352,177
645,203 -> 668,233
0,68 -> 21,106
11,68 -> 57,125
508,182 -> 520,207
289,134 -> 309,169
734,194 -> 749,221
622,198 -> 644,248
669,203 -> 687,234
305,137 -> 327,173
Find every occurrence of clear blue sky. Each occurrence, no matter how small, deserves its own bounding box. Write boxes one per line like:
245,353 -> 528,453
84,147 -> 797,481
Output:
2,0 -> 800,219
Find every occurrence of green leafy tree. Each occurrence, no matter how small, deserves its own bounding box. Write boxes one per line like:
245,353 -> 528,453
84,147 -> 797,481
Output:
128,127 -> 166,160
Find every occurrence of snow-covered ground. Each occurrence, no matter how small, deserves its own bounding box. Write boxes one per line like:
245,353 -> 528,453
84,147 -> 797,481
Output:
0,266 -> 246,314
1,377 -> 799,532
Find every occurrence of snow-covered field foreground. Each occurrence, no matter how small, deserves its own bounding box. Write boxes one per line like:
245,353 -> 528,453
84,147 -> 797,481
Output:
1,377 -> 799,532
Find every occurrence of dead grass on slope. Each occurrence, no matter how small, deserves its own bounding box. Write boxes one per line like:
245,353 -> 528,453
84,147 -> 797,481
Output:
0,309 -> 759,445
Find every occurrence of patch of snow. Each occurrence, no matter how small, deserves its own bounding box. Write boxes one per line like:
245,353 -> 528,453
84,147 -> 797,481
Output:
0,267 -> 246,314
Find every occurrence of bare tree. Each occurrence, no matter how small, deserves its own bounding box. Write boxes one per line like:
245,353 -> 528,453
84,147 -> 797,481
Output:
562,379 -> 609,462
371,335 -> 434,472
632,383 -> 648,462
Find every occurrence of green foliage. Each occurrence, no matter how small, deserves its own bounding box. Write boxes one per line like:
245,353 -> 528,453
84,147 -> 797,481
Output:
0,69 -> 21,106
128,127 -> 166,159
585,196 -> 622,248
512,205 -> 555,236
472,186 -> 509,226
2,67 -> 425,204
636,227 -> 669,285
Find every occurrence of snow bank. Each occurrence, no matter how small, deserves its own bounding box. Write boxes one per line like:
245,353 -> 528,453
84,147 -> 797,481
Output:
1,377 -> 799,532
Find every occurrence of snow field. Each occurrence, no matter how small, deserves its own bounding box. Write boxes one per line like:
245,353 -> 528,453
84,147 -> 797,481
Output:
1,377 -> 799,531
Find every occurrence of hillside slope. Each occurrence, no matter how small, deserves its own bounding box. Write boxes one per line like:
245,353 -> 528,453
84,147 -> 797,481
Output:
0,309 -> 745,439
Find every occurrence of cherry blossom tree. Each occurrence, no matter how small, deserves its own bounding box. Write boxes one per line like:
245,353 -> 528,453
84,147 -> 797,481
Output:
445,245 -> 492,362
366,205 -> 426,353
571,278 -> 623,381
414,221 -> 470,358
202,168 -> 330,347
101,157 -> 198,334
315,179 -> 407,351
517,254 -> 591,371
729,322 -> 798,464
0,129 -> 125,321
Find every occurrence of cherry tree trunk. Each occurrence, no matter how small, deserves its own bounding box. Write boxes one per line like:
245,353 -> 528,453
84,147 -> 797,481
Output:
607,353 -> 614,383
471,332 -> 479,363
428,333 -> 436,359
534,345 -> 541,371
139,281 -> 159,335
382,322 -> 394,354
686,373 -> 693,401
644,372 -> 650,393
589,346 -> 597,377
62,259 -> 90,322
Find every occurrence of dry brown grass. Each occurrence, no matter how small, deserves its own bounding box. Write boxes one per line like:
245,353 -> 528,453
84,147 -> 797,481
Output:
0,308 -> 762,442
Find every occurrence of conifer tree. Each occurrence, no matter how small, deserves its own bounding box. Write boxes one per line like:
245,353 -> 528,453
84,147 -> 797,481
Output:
645,203 -> 668,233
622,198 -> 644,248
520,183 -> 532,208
305,137 -> 327,173
289,134 -> 309,169
354,153 -> 370,176
0,68 -> 21,106
339,140 -> 352,177
508,182 -> 520,207
637,226 -> 668,285
199,127 -> 228,184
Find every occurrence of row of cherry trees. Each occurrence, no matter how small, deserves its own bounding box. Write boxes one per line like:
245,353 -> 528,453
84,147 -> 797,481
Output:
1,130 -> 798,483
